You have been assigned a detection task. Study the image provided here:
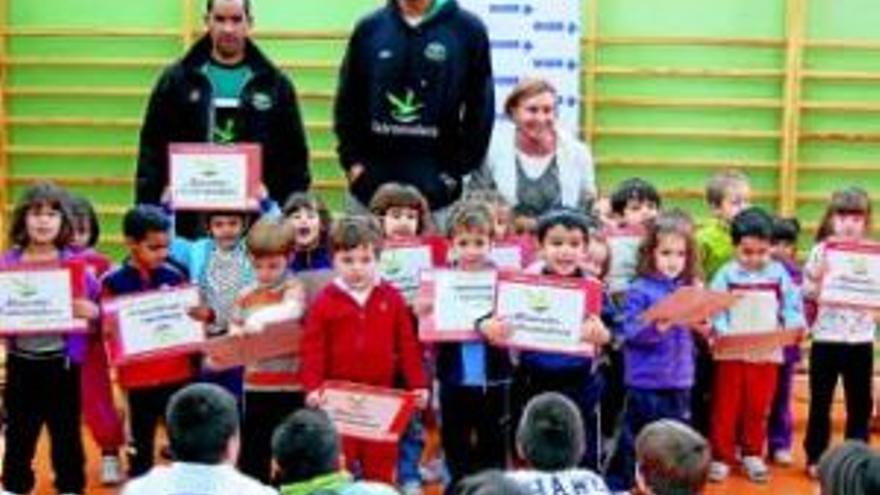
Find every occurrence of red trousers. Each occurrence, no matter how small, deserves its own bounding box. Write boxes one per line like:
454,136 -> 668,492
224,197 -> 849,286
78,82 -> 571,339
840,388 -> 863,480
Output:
81,334 -> 125,452
710,361 -> 779,464
342,437 -> 398,483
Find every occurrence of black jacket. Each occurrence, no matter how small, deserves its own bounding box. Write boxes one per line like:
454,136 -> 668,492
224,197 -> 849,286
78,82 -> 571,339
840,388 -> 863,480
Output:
334,0 -> 494,210
136,35 -> 309,237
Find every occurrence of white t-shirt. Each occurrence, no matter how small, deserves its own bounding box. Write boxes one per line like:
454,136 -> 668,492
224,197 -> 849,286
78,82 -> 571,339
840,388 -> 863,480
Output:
507,469 -> 611,495
122,462 -> 277,495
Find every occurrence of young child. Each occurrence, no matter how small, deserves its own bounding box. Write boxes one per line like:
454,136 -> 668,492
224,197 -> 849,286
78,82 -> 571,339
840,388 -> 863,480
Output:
0,182 -> 100,495
803,187 -> 878,476
101,205 -> 198,478
301,216 -> 429,483
370,182 -> 435,241
485,209 -> 611,470
233,218 -> 306,483
425,201 -> 512,488
692,170 -> 751,437
767,216 -> 803,466
467,188 -> 537,270
507,392 -> 610,495
707,207 -> 805,483
605,178 -> 661,296
69,195 -> 125,485
283,192 -> 333,272
635,420 -> 711,495
605,210 -> 702,491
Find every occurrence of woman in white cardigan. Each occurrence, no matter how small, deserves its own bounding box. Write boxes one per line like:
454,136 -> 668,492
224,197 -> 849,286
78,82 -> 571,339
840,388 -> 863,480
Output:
468,78 -> 596,217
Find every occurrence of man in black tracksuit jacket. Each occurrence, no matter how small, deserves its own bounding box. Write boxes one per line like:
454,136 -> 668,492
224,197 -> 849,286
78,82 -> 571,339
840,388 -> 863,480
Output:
334,0 -> 495,214
136,4 -> 309,238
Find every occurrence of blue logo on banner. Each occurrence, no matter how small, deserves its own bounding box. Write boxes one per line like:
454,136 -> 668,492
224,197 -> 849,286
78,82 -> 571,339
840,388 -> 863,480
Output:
489,3 -> 533,15
532,59 -> 579,71
494,75 -> 520,86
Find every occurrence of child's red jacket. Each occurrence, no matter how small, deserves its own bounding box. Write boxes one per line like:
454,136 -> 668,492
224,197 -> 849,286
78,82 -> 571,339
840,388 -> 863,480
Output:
300,280 -> 427,392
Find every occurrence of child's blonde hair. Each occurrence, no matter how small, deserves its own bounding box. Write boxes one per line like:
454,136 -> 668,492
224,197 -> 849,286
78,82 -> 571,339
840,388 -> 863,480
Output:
246,218 -> 294,257
705,170 -> 749,208
447,200 -> 494,239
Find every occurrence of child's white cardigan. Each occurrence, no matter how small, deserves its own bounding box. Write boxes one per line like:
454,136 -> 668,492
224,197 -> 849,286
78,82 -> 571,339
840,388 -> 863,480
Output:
475,120 -> 597,208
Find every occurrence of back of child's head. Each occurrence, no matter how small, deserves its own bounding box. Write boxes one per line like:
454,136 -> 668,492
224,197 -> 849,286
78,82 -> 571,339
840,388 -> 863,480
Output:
705,170 -> 749,208
455,470 -> 526,495
448,200 -> 495,239
730,206 -> 773,245
272,408 -> 340,485
246,217 -> 294,257
772,216 -> 800,244
816,186 -> 872,242
123,204 -> 170,242
166,383 -> 239,465
369,182 -> 434,235
516,392 -> 585,471
68,195 -> 101,248
818,441 -> 880,495
637,209 -> 699,283
609,178 -> 661,215
9,181 -> 75,249
535,209 -> 592,244
282,191 -> 332,231
329,215 -> 383,255
636,419 -> 710,495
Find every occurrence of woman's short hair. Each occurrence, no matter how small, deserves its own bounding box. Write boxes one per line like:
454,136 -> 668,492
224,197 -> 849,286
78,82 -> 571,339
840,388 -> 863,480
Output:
504,78 -> 557,118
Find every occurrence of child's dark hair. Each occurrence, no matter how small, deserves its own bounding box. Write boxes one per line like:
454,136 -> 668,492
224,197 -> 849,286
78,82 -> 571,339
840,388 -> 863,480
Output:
246,218 -> 294,257
818,441 -> 880,495
705,170 -> 749,208
282,191 -> 333,236
9,182 -> 75,249
637,209 -> 700,283
610,178 -> 661,215
166,383 -> 239,465
772,216 -> 801,244
535,209 -> 591,244
815,186 -> 872,242
369,182 -> 434,235
69,195 -> 101,247
329,215 -> 382,254
447,200 -> 495,239
730,206 -> 774,245
636,420 -> 710,495
512,203 -> 541,235
123,204 -> 170,242
272,409 -> 339,485
454,470 -> 526,495
516,392 -> 585,470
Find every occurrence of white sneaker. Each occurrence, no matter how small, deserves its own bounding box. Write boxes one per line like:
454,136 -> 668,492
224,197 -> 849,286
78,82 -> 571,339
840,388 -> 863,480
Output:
400,481 -> 422,495
742,455 -> 770,483
708,461 -> 730,482
773,449 -> 794,466
100,455 -> 124,485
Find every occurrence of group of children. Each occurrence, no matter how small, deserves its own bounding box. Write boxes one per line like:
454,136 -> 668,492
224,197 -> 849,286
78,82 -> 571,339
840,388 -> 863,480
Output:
0,170 -> 877,494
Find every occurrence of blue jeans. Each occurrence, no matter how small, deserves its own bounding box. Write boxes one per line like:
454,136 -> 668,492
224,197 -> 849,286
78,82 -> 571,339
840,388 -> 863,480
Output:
397,414 -> 425,485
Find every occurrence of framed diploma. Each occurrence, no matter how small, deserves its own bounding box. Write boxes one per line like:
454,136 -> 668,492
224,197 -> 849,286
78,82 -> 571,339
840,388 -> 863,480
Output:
493,272 -> 603,356
203,320 -> 302,370
104,286 -> 205,365
712,283 -> 798,355
418,269 -> 496,342
378,240 -> 435,304
0,261 -> 87,335
819,240 -> 880,310
606,227 -> 645,294
641,286 -> 740,330
169,143 -> 262,211
319,381 -> 417,442
489,241 -> 524,270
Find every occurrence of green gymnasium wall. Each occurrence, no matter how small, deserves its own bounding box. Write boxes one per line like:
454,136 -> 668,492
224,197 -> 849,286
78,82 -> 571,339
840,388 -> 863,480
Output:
1,0 -> 879,258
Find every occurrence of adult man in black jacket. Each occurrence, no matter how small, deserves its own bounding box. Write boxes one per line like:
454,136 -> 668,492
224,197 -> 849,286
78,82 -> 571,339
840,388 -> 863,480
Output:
136,0 -> 309,238
335,0 -> 494,223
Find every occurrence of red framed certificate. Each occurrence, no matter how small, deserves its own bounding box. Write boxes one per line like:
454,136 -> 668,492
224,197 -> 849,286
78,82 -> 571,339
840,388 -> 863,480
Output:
605,226 -> 645,293
0,261 -> 87,335
489,241 -> 524,270
418,269 -> 496,342
819,240 -> 880,310
378,239 -> 436,304
713,329 -> 804,354
712,283 -> 795,356
641,286 -> 740,330
103,286 -> 205,365
169,143 -> 262,211
203,320 -> 302,370
319,381 -> 418,442
493,272 -> 603,356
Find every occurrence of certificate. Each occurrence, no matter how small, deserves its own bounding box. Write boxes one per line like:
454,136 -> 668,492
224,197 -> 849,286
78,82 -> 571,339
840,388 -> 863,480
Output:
606,227 -> 644,294
104,286 -> 205,364
203,320 -> 302,370
319,381 -> 417,442
418,269 -> 497,342
169,143 -> 262,211
641,286 -> 740,330
493,272 -> 603,356
489,241 -> 524,270
0,262 -> 87,335
712,283 -> 798,356
819,241 -> 880,309
378,240 -> 435,304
